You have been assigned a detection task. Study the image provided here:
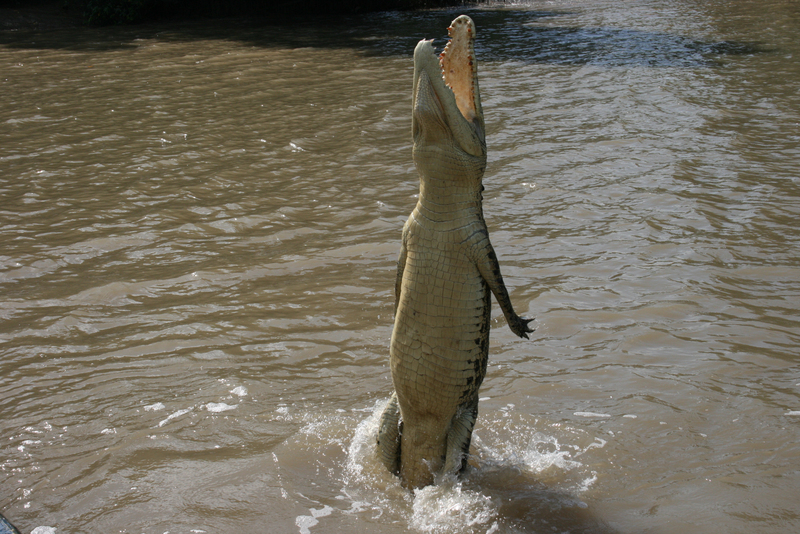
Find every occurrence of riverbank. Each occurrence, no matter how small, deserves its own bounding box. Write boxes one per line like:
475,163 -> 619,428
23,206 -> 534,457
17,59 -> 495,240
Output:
0,0 -> 477,30
1,1 -> 85,32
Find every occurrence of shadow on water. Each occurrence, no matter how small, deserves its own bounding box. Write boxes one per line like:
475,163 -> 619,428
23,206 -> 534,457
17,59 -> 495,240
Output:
466,463 -> 620,533
0,6 -> 766,67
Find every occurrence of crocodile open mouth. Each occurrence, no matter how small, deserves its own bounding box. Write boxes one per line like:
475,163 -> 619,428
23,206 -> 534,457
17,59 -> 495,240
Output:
412,15 -> 485,158
439,15 -> 480,124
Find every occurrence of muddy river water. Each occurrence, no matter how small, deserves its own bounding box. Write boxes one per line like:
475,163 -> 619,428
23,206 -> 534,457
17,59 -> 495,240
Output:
2,0 -> 799,532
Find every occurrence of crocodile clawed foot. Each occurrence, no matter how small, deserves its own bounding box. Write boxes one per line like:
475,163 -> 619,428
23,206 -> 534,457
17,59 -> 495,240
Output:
509,315 -> 535,339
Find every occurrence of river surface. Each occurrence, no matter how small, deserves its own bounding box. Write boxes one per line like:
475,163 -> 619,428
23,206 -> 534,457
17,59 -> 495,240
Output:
1,1 -> 799,532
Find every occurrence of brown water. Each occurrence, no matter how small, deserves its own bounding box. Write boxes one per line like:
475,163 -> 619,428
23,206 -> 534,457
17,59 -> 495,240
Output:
2,1 -> 799,532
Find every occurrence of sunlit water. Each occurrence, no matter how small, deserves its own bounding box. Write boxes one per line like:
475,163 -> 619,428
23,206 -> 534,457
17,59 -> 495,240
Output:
2,0 -> 799,532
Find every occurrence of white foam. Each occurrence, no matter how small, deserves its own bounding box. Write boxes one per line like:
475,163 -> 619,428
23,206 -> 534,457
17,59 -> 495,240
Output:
144,402 -> 165,411
158,408 -> 192,427
576,437 -> 607,457
573,411 -> 611,418
31,528 -> 57,534
230,386 -> 247,397
785,410 -> 800,416
296,505 -> 333,534
576,473 -> 598,493
206,402 -> 236,413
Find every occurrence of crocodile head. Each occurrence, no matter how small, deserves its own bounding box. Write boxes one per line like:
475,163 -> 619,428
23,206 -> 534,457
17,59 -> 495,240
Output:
412,15 -> 486,163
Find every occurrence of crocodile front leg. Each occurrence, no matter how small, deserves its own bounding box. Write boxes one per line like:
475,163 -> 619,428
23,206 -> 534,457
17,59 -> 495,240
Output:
471,229 -> 535,339
394,228 -> 408,315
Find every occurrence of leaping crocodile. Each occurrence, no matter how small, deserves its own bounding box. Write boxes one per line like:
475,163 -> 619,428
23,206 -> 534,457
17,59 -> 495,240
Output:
377,15 -> 534,489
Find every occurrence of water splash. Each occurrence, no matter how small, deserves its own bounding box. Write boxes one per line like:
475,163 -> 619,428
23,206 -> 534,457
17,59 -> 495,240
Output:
410,481 -> 500,534
337,399 -> 603,533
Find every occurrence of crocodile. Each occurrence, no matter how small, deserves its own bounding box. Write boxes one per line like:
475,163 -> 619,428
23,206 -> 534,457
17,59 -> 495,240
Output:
376,15 -> 534,490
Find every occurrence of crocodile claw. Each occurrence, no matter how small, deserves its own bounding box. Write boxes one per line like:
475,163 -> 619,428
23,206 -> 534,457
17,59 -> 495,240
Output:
509,315 -> 535,339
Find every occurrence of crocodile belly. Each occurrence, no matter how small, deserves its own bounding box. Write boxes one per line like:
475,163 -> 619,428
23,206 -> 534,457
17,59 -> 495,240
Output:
390,243 -> 491,419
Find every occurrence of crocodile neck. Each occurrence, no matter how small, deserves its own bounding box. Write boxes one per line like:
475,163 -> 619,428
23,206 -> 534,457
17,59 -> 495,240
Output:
415,182 -> 483,225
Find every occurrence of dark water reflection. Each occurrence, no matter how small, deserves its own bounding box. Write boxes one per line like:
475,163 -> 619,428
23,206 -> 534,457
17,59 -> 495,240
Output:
1,6 -> 765,67
2,0 -> 800,533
